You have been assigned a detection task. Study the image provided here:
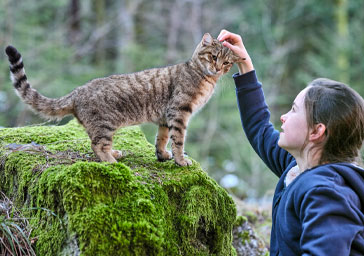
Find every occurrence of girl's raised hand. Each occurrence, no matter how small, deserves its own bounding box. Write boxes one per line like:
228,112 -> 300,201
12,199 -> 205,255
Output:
217,29 -> 254,74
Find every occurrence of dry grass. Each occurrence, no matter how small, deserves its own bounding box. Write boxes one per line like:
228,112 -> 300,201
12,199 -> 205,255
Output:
0,192 -> 36,256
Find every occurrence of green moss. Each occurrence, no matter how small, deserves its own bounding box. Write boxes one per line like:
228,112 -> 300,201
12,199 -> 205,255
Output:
234,216 -> 248,227
0,119 -> 237,255
238,231 -> 250,243
244,211 -> 258,224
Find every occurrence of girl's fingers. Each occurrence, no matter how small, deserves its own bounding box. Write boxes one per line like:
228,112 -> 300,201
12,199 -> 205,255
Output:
217,29 -> 229,41
223,41 -> 248,60
223,41 -> 241,55
218,33 -> 232,42
218,30 -> 235,42
219,33 -> 242,46
222,41 -> 234,50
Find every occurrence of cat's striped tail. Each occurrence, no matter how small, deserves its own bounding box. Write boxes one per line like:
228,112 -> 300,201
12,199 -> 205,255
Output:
5,46 -> 75,120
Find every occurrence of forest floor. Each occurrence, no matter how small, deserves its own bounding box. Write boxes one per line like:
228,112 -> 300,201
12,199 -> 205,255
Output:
234,196 -> 272,247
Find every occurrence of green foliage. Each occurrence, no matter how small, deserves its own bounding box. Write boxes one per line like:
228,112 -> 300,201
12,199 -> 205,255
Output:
120,44 -> 166,73
0,120 -> 237,255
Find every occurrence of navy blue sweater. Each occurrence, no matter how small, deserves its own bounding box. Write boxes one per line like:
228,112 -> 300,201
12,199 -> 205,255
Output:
233,70 -> 364,256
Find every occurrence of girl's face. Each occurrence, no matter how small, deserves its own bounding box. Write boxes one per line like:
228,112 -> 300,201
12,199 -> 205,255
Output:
278,87 -> 310,154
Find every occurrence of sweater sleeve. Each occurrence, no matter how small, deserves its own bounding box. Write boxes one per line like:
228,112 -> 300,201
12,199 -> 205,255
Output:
299,186 -> 364,255
233,70 -> 294,177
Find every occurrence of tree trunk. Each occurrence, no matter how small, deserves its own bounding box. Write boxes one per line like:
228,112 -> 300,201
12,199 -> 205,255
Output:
335,0 -> 349,83
67,0 -> 81,45
92,0 -> 106,65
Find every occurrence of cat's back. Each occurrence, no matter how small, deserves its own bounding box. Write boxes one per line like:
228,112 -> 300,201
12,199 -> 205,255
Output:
94,65 -> 180,91
75,65 -> 185,116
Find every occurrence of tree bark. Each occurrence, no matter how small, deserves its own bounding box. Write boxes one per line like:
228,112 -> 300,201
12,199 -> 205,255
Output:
92,0 -> 106,65
67,0 -> 81,45
335,0 -> 349,83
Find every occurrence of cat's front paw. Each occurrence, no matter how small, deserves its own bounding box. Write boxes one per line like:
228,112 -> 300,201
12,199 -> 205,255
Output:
175,158 -> 192,167
156,150 -> 172,162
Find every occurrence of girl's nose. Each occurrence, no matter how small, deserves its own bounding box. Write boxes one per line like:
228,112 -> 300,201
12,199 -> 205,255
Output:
280,114 -> 286,123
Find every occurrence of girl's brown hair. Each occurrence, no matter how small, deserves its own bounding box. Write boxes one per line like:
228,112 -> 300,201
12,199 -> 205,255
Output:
305,78 -> 364,165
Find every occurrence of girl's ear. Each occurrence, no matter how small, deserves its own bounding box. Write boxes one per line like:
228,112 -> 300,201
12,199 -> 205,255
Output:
309,123 -> 326,143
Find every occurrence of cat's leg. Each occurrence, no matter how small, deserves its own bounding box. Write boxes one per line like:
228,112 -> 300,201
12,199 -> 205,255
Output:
89,128 -> 117,163
155,124 -> 172,161
168,117 -> 192,166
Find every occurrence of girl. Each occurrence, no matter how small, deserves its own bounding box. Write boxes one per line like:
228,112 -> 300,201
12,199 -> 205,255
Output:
218,29 -> 364,255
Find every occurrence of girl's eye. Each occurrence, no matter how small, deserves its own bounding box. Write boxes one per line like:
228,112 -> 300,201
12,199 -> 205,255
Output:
212,55 -> 217,61
223,62 -> 230,65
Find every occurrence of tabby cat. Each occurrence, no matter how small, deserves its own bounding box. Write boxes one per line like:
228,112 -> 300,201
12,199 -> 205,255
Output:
5,33 -> 242,166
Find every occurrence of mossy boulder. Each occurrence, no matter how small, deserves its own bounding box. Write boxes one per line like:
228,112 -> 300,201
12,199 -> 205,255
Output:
0,120 -> 237,255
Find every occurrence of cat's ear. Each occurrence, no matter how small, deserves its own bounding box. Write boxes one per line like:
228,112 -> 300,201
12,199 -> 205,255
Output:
202,33 -> 213,46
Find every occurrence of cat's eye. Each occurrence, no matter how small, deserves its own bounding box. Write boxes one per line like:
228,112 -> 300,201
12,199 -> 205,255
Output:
212,55 -> 217,61
223,62 -> 230,65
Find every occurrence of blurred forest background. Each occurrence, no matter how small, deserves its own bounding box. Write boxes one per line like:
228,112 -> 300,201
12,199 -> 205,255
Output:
0,0 -> 363,201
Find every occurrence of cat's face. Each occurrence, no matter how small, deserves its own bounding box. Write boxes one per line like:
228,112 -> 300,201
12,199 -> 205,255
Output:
193,33 -> 241,76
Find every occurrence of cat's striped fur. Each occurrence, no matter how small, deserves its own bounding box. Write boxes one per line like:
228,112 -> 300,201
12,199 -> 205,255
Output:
5,33 -> 241,166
